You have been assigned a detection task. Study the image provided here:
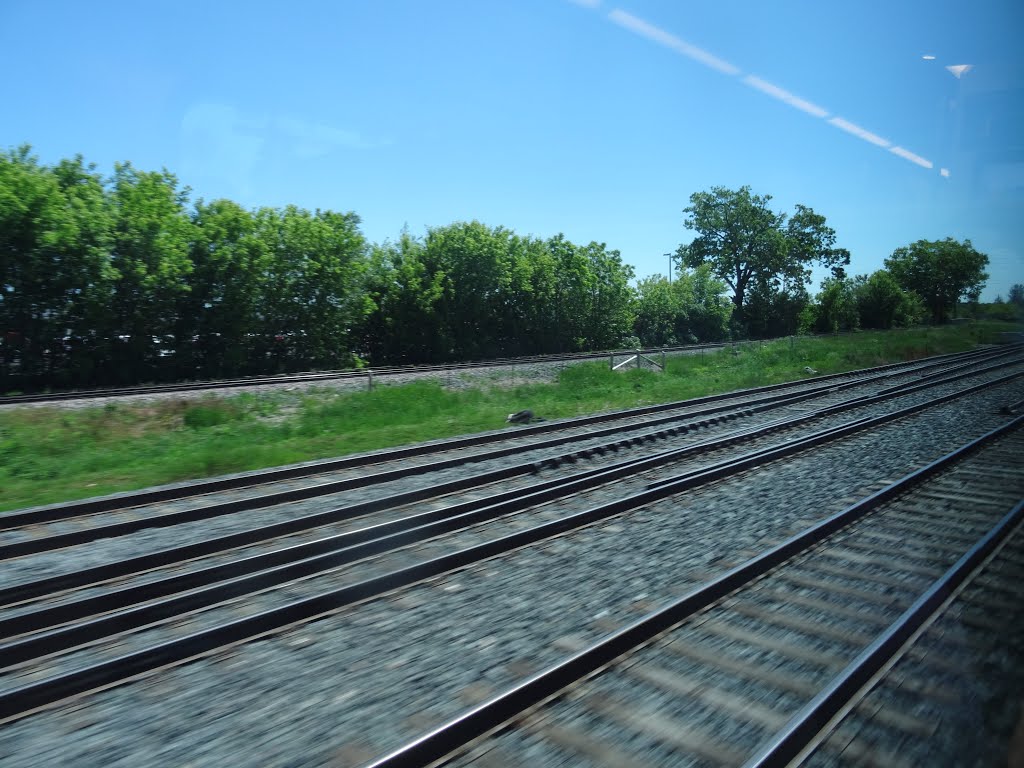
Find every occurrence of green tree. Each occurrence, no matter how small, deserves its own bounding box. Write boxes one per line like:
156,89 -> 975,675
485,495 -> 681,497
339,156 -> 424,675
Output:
359,229 -> 447,363
106,163 -> 195,381
745,281 -> 810,338
175,199 -> 269,377
1,145 -> 657,385
682,264 -> 733,341
408,224 -> 636,359
50,155 -> 117,384
422,220 -> 516,360
546,233 -> 596,352
255,205 -> 372,369
884,238 -> 989,324
853,270 -> 924,329
579,241 -> 635,350
632,266 -> 731,346
1009,284 -> 1024,306
0,147 -> 114,387
632,275 -> 678,346
359,225 -> 637,363
801,277 -> 859,334
513,235 -> 560,354
676,186 -> 849,333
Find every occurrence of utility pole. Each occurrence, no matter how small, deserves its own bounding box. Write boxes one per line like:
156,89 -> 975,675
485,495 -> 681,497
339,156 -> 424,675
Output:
664,252 -> 672,282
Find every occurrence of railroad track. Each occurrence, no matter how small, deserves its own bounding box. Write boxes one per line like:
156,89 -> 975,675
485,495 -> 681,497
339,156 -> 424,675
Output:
0,351 -> 1021,728
1,342 -> 730,405
3,349 -> 1020,621
804,520 -> 1024,767
3,345 -> 1013,540
5,331 -> 907,408
1,349 -> 1021,766
368,419 -> 1024,768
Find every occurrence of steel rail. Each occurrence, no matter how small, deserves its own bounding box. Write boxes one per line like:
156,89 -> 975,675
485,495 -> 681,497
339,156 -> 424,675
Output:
1001,396 -> 1024,414
742,498 -> 1024,768
3,345 -> 1010,533
1,388 -> 1019,723
362,415 -> 1024,768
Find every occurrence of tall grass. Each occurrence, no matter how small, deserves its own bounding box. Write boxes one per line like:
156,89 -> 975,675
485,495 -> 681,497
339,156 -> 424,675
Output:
0,323 -> 1016,512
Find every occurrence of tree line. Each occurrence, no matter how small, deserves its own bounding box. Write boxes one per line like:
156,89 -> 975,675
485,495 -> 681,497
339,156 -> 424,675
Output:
674,186 -> 996,337
1,147 -> 1001,391
0,146 -> 663,389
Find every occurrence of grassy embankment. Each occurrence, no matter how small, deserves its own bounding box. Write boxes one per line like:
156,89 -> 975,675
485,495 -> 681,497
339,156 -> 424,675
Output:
0,322 -> 1017,513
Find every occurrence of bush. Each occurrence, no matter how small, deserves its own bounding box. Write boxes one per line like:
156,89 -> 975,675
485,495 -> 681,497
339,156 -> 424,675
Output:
182,402 -> 242,428
855,270 -> 924,329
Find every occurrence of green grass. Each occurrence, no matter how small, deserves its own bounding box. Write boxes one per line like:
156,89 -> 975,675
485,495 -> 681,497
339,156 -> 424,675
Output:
0,322 -> 1017,512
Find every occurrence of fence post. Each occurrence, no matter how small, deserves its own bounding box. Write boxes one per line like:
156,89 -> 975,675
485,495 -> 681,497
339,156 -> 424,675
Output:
367,369 -> 374,391
661,350 -> 665,370
610,354 -> 614,371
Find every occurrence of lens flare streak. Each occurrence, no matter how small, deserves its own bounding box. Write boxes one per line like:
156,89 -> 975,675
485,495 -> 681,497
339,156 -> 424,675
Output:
744,76 -> 830,118
828,117 -> 891,148
889,146 -> 934,169
607,9 -> 741,76
585,3 -> 943,174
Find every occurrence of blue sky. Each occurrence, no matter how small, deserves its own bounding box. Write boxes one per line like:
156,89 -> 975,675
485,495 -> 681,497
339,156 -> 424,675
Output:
2,0 -> 1021,299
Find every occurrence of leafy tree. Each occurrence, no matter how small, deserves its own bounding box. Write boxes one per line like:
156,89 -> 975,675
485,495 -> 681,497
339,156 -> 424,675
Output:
421,225 -> 635,358
801,277 -> 859,334
358,226 -> 637,364
1009,283 -> 1024,306
359,229 -> 446,363
977,300 -> 1022,322
421,221 -> 517,360
854,270 -> 923,329
633,266 -> 731,346
547,233 -> 597,352
175,199 -> 269,377
885,238 -> 989,324
981,285 -> 1023,322
676,186 -> 848,332
681,264 -> 732,341
747,281 -> 810,339
632,275 -> 678,346
3,146 -> 656,386
106,163 -> 195,382
786,205 -> 850,280
513,235 -> 560,354
49,156 -> 117,384
579,241 -> 635,350
255,205 -> 371,370
0,147 -> 114,387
